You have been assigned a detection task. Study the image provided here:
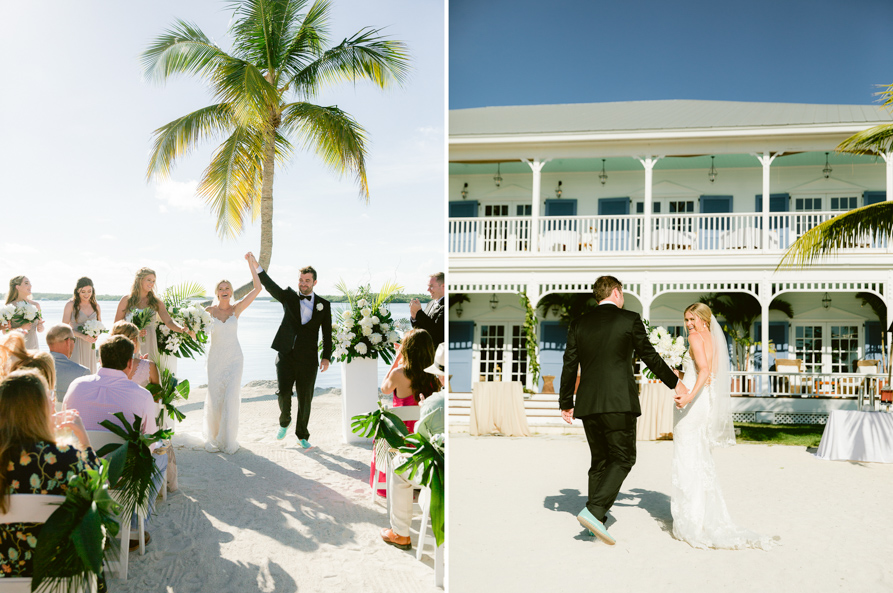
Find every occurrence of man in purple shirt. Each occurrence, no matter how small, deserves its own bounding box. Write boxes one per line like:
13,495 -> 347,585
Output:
63,335 -> 167,550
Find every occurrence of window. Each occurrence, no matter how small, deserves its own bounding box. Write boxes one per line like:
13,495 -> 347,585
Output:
830,196 -> 858,211
484,204 -> 510,217
794,197 -> 822,211
669,201 -> 695,213
479,324 -> 528,383
516,204 -> 532,216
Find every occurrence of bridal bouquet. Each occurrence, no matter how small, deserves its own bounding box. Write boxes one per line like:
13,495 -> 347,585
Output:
11,302 -> 42,327
331,280 -> 404,364
78,319 -> 108,350
642,320 -> 687,379
126,308 -> 155,343
156,282 -> 211,359
0,304 -> 15,327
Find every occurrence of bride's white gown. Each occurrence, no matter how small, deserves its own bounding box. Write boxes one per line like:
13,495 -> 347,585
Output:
672,353 -> 774,549
203,314 -> 244,454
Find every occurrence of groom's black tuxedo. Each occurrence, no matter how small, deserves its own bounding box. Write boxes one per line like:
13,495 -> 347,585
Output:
559,304 -> 678,417
259,270 -> 333,441
559,302 -> 679,525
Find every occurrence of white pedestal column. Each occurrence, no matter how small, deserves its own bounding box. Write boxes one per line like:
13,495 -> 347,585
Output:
341,357 -> 381,444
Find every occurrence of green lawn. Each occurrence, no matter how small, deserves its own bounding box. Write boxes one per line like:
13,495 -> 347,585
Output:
734,423 -> 825,447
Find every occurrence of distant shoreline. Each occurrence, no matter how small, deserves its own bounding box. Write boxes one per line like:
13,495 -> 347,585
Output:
9,292 -> 434,303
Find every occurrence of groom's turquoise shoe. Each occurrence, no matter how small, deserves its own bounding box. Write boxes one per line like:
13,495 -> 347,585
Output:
299,439 -> 311,449
276,426 -> 288,440
577,508 -> 616,545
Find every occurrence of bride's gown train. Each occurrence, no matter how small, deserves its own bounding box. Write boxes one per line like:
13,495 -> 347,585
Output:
203,314 -> 243,454
672,353 -> 774,549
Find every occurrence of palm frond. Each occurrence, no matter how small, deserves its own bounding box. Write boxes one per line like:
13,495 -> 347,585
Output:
147,103 -> 234,181
141,20 -> 228,84
197,125 -> 265,238
280,0 -> 330,77
334,278 -> 357,306
778,201 -> 893,269
288,27 -> 410,97
229,0 -> 312,73
211,58 -> 280,124
373,280 -> 403,308
837,123 -> 893,155
162,281 -> 207,303
280,102 -> 369,198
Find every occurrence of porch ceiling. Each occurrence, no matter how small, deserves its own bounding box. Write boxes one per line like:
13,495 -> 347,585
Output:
448,152 -> 880,175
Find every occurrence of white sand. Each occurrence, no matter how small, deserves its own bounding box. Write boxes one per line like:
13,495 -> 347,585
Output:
449,433 -> 893,593
113,381 -> 440,593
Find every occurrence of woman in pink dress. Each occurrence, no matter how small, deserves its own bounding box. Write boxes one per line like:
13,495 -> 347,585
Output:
370,328 -> 441,495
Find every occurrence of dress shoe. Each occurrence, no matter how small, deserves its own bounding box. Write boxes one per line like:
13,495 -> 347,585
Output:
299,439 -> 311,449
129,531 -> 151,552
276,426 -> 288,440
380,528 -> 411,550
577,508 -> 615,545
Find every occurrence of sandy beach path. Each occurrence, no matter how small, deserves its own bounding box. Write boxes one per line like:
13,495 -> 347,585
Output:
113,381 -> 439,593
450,433 -> 893,593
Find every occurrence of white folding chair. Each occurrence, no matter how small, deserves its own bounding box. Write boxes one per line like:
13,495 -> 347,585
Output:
415,487 -> 444,588
0,494 -> 98,593
371,405 -> 421,505
85,430 -> 147,580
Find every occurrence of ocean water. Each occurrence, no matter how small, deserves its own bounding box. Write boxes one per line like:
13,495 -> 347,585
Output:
32,300 -> 412,389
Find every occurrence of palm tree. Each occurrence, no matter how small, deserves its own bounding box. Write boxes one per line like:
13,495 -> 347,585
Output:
142,0 -> 410,295
780,83 -> 893,268
699,293 -> 794,371
535,293 -> 599,327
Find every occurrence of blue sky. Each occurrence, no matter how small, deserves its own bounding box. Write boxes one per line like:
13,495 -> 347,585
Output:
450,0 -> 893,109
1,0 -> 444,296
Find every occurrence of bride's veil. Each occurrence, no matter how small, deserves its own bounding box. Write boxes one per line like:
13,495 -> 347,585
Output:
709,315 -> 736,448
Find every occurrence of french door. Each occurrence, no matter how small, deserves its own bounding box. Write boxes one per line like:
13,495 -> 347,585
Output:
793,323 -> 860,374
479,324 -> 528,383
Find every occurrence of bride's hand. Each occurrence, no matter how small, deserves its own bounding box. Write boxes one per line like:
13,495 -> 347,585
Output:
675,391 -> 694,409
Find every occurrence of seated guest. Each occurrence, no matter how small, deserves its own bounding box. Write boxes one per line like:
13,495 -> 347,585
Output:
63,335 -> 167,550
2,332 -> 58,402
109,321 -> 160,388
46,324 -> 90,402
380,343 -> 446,550
0,370 -> 97,578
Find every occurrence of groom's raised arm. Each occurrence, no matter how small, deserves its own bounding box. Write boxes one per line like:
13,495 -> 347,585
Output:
558,319 -> 579,411
632,317 -> 679,389
257,269 -> 287,302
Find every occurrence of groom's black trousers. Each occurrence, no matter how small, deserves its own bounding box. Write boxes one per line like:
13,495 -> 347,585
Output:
580,412 -> 637,522
275,349 -> 319,440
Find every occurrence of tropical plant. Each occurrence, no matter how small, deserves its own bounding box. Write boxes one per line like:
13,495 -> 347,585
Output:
395,431 -> 444,547
146,366 -> 191,424
350,401 -> 410,449
856,291 -> 888,367
31,459 -> 120,593
97,413 -> 173,523
536,292 -> 599,326
156,282 -> 212,358
699,293 -> 794,371
142,0 -> 410,297
779,84 -> 893,268
448,293 -> 469,308
519,292 -> 540,390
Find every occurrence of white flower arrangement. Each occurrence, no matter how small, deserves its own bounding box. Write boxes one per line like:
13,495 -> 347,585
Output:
78,319 -> 107,350
0,304 -> 16,327
155,282 -> 212,358
642,320 -> 687,379
330,280 -> 406,364
11,302 -> 41,326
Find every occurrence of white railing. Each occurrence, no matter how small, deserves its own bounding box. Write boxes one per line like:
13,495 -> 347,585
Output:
538,215 -> 643,253
449,211 -> 889,254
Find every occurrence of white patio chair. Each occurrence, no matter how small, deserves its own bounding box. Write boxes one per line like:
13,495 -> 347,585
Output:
86,430 -> 147,580
776,359 -> 804,396
0,494 -> 98,593
857,360 -> 881,408
415,486 -> 444,588
371,405 -> 421,505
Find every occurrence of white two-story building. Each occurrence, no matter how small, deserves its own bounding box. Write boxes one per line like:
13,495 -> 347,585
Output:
448,100 -> 893,426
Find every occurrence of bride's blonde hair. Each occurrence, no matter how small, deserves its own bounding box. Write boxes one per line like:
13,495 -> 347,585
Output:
684,303 -> 713,335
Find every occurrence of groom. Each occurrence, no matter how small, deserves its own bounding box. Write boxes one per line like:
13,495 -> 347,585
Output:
250,253 -> 332,449
559,275 -> 688,544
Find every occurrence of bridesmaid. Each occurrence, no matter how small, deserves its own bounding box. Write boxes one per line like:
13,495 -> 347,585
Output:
62,277 -> 101,372
114,267 -> 191,361
5,276 -> 44,349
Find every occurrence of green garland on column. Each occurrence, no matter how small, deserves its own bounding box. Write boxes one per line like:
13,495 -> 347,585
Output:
519,292 -> 541,390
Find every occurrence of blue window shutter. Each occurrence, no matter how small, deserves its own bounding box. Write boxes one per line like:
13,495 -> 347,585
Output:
539,322 -> 568,351
598,197 -> 630,215
700,195 -> 733,213
864,191 -> 886,206
753,321 -> 788,369
449,201 -> 478,217
544,199 -> 577,216
448,321 -> 474,350
755,193 -> 790,212
865,321 -> 883,361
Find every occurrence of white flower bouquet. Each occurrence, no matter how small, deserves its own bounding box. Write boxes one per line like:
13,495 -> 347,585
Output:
78,319 -> 107,350
642,320 -> 687,379
156,282 -> 211,359
0,304 -> 16,328
331,280 -> 406,364
125,308 -> 155,343
11,302 -> 42,327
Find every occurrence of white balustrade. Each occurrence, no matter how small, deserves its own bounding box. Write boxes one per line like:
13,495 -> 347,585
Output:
448,217 -> 531,254
537,215 -> 642,253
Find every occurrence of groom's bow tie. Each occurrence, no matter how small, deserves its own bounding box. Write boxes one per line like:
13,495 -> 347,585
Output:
299,293 -> 312,301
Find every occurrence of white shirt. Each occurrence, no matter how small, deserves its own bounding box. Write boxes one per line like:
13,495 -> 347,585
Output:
300,292 -> 315,325
63,367 -> 160,448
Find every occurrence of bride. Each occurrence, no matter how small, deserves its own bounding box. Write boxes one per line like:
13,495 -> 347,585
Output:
202,253 -> 262,454
672,303 -> 775,549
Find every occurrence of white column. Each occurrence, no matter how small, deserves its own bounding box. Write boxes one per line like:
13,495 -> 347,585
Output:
754,152 -> 782,251
637,156 -> 663,251
640,281 -> 654,321
882,152 -> 893,201
525,159 -> 549,253
760,280 -> 772,395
